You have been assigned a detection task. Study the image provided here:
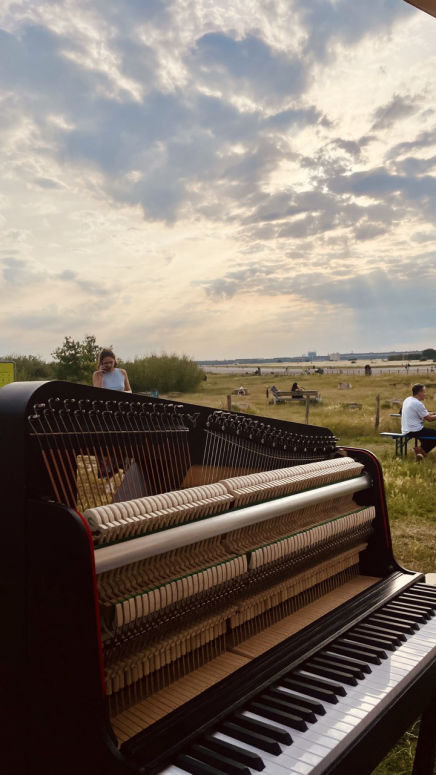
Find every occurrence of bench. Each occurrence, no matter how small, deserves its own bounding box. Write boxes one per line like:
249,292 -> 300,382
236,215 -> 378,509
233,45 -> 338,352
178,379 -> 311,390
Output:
379,431 -> 411,457
270,389 -> 319,404
379,431 -> 436,457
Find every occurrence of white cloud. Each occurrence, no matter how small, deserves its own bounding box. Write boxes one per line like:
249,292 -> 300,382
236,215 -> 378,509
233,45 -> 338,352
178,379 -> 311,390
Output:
1,0 -> 436,361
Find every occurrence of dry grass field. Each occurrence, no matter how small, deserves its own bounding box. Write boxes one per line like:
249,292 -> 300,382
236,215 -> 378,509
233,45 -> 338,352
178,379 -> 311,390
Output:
161,370 -> 435,775
174,370 -> 436,574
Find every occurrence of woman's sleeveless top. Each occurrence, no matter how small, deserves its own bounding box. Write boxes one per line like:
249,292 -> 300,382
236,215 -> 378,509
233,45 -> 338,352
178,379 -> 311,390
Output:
102,368 -> 125,391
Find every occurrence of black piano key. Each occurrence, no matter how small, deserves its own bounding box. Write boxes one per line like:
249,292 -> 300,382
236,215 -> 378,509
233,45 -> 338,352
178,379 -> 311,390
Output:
404,585 -> 436,596
352,627 -> 399,650
365,614 -> 414,640
401,593 -> 436,612
372,611 -> 419,630
293,670 -> 346,696
335,637 -> 387,660
303,660 -> 358,686
395,587 -> 436,605
202,736 -> 265,771
280,677 -> 339,704
250,701 -> 310,730
337,634 -> 389,657
177,753 -> 230,775
190,747 -> 251,775
266,687 -> 326,716
220,722 -> 282,755
386,609 -> 428,626
310,654 -> 365,679
231,713 -> 292,745
327,642 -> 382,665
404,595 -> 436,616
414,583 -> 436,596
386,601 -> 431,619
384,605 -> 426,623
369,614 -> 415,634
322,649 -> 372,674
347,627 -> 395,651
353,622 -> 405,644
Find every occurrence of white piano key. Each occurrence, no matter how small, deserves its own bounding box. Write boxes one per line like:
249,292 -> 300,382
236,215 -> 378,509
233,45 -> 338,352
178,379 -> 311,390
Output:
293,622 -> 436,774
165,612 -> 436,775
207,617 -> 436,775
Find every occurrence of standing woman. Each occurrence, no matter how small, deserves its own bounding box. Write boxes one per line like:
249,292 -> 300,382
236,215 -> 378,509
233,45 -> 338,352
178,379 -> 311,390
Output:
93,348 -> 132,392
92,349 -> 132,480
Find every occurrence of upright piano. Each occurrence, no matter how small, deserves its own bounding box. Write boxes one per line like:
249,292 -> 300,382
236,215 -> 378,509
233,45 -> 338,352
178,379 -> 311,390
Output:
1,380 -> 435,775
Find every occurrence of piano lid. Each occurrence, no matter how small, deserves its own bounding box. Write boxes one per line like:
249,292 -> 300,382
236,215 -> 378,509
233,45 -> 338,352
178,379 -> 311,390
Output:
404,0 -> 436,18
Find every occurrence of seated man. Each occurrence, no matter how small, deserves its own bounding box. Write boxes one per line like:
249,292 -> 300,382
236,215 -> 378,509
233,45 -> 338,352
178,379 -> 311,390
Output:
401,383 -> 436,461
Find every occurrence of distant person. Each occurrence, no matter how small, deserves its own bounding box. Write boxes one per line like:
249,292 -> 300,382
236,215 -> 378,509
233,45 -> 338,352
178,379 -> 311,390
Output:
93,348 -> 132,392
92,349 -> 132,478
291,382 -> 304,397
401,384 -> 436,461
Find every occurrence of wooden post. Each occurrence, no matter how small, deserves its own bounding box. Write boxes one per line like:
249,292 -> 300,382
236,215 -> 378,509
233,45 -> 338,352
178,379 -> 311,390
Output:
305,395 -> 310,424
226,394 -> 232,411
375,394 -> 380,429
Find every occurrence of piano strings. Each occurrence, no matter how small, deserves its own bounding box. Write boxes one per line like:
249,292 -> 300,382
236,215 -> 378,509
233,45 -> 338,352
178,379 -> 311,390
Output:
28,396 -> 334,512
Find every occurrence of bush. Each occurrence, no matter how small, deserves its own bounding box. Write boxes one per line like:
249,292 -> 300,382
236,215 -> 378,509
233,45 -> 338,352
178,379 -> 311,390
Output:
1,353 -> 54,381
122,354 -> 205,394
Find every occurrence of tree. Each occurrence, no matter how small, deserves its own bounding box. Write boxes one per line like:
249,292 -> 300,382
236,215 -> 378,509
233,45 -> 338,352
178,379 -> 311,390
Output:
52,335 -> 102,383
421,348 -> 436,361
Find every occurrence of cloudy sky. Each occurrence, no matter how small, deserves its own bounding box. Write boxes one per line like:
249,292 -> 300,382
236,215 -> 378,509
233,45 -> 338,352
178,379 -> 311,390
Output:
1,0 -> 435,361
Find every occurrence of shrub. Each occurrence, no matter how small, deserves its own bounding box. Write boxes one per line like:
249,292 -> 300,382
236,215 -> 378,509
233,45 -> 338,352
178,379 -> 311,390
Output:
1,353 -> 54,381
122,353 -> 205,394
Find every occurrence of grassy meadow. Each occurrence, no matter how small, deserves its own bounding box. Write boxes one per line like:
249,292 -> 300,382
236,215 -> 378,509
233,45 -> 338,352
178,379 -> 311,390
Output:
162,369 -> 435,775
173,369 -> 436,574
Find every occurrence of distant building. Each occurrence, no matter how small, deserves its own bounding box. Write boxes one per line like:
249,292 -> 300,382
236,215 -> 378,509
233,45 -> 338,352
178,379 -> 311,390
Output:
308,351 -> 317,360
329,353 -> 340,361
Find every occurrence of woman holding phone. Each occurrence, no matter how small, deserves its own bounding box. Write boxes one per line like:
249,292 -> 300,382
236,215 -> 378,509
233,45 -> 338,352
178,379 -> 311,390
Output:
92,348 -> 132,392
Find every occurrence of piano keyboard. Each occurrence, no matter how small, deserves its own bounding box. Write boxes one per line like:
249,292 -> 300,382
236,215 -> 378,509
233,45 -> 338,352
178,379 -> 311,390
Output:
157,583 -> 436,775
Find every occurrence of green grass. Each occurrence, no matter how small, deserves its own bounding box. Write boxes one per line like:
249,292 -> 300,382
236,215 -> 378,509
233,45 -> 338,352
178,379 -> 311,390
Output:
163,371 -> 436,775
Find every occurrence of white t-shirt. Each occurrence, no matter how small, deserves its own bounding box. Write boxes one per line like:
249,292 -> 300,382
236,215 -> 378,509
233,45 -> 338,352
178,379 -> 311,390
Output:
401,396 -> 428,432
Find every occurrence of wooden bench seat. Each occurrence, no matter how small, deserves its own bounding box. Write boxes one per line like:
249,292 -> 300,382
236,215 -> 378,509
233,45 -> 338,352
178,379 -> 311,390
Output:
270,389 -> 319,404
379,431 -> 411,457
379,431 -> 436,457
